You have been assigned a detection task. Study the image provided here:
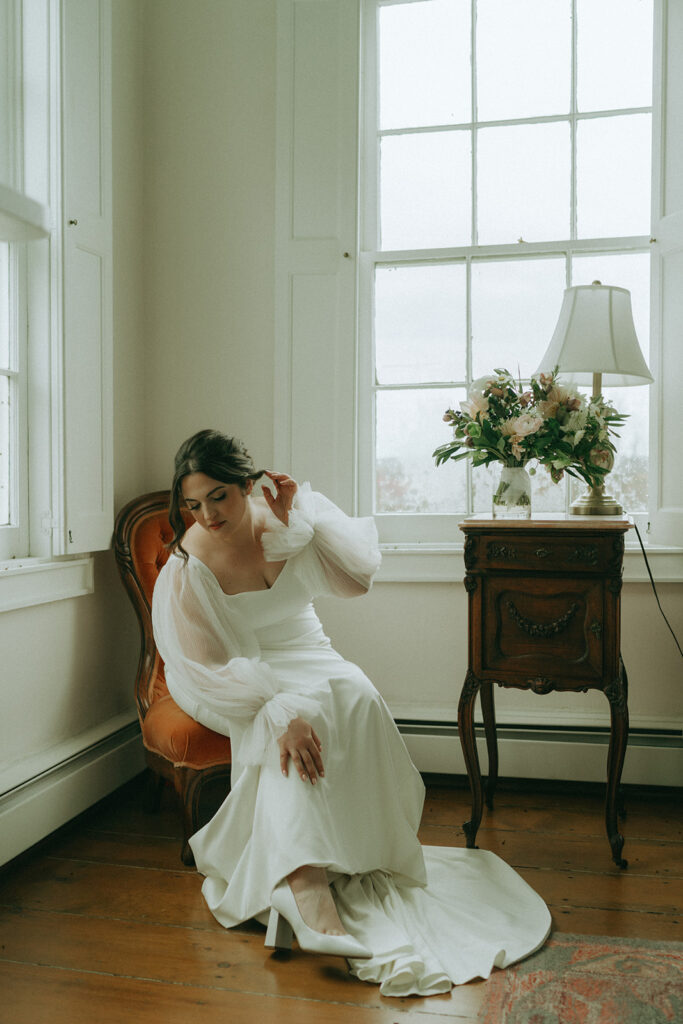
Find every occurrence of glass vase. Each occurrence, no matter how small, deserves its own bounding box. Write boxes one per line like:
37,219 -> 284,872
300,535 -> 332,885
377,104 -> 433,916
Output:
492,465 -> 532,519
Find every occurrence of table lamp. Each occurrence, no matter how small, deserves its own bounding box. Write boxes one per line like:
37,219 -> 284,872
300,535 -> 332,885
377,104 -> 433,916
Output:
535,281 -> 653,515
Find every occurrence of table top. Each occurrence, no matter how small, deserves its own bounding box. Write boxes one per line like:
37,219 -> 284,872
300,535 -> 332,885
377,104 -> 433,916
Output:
459,513 -> 634,531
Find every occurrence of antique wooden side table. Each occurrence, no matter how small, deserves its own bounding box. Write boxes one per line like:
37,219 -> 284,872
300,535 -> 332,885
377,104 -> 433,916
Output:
458,514 -> 633,868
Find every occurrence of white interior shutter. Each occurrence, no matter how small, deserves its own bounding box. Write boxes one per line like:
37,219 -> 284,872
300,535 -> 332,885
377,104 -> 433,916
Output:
60,0 -> 113,553
649,0 -> 683,546
274,0 -> 360,511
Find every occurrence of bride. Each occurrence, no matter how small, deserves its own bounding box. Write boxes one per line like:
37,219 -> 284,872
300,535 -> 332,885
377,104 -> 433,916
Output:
152,429 -> 550,997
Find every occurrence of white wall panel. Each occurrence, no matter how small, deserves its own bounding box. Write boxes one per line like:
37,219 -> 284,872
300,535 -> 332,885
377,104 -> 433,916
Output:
275,0 -> 360,510
61,0 -> 113,553
649,0 -> 683,544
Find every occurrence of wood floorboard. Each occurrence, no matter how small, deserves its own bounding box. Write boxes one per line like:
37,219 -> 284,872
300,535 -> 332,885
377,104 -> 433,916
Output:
0,858 -> 220,931
45,830 -> 197,873
0,963 -> 477,1024
0,774 -> 680,1023
418,823 -> 683,877
421,792 -> 683,842
0,907 -> 484,1017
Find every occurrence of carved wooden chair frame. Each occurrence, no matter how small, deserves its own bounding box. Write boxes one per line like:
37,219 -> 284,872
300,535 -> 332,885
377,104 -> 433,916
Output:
114,490 -> 232,864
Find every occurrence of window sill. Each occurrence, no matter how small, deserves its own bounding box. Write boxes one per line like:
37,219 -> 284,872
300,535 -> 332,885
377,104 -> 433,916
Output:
377,543 -> 683,584
0,556 -> 94,612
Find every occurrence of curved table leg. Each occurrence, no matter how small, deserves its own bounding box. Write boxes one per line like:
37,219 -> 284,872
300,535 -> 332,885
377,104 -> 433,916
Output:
458,669 -> 483,848
480,679 -> 498,810
604,656 -> 629,869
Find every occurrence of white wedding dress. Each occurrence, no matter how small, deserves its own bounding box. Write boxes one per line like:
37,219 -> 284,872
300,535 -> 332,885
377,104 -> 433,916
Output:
152,486 -> 551,997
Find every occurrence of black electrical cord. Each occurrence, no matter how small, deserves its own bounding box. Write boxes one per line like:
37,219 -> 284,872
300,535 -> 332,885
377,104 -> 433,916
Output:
632,521 -> 683,659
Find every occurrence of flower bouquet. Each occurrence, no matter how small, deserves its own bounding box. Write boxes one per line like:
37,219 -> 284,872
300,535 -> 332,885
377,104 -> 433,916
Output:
433,368 -> 627,515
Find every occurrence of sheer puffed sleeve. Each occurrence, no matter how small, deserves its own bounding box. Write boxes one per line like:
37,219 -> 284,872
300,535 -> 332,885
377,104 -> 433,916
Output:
260,483 -> 381,597
152,555 -> 320,765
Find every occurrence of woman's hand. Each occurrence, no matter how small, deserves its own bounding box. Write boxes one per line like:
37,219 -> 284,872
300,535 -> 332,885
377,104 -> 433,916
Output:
262,471 -> 297,525
278,717 -> 324,784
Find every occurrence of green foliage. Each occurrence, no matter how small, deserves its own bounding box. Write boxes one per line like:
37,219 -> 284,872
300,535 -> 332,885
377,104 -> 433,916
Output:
434,368 -> 629,489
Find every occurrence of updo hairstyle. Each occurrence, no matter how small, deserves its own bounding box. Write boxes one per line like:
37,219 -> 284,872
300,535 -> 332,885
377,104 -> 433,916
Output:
167,429 -> 265,560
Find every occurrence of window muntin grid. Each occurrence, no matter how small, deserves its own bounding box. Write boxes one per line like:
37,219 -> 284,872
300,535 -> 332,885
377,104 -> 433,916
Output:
367,0 -> 653,519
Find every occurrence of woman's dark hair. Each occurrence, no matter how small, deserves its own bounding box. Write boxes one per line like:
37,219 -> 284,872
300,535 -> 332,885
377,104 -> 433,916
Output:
168,429 -> 265,560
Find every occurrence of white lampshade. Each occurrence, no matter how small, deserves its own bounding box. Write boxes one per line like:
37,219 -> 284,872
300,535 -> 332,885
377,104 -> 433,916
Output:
535,283 -> 653,387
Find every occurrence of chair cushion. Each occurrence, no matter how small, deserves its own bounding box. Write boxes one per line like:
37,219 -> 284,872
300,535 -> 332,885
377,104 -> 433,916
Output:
142,695 -> 231,769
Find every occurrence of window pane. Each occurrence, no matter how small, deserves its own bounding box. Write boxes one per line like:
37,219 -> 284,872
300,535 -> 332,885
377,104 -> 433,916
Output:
577,114 -> 651,238
471,258 -> 567,379
568,385 -> 649,514
477,122 -> 570,244
477,0 -> 571,121
376,388 -> 466,512
0,243 -> 9,368
0,374 -> 9,525
577,0 -> 653,113
380,131 -> 471,250
379,0 -> 471,130
570,256 -> 650,515
375,264 -> 466,385
603,386 -> 649,514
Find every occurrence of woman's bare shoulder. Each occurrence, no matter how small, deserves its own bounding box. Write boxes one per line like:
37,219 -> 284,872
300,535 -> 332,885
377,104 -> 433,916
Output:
179,521 -> 205,558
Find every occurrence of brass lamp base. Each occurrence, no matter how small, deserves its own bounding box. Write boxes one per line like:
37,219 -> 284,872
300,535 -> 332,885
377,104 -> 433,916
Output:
570,484 -> 623,516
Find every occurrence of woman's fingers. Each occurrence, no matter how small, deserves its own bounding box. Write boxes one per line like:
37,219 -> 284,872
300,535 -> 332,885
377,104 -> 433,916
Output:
289,744 -> 324,785
277,718 -> 324,784
308,741 -> 324,778
299,748 -> 319,784
262,472 -> 297,525
279,747 -> 289,777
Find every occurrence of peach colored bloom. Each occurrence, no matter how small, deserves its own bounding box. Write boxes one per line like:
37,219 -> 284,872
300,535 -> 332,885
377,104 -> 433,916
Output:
590,446 -> 614,470
510,438 -> 525,461
460,391 -> 489,420
511,412 -> 544,436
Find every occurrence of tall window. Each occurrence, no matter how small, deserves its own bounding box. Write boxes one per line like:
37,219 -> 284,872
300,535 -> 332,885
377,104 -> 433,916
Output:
0,0 -> 32,560
360,0 -> 653,531
0,0 -> 114,570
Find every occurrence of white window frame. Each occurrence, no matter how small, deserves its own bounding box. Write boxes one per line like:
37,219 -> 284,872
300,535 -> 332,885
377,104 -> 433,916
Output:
359,0 -> 654,546
0,0 -> 113,611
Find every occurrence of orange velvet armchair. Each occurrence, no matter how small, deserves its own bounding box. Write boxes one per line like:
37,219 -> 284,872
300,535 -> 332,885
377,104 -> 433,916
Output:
114,491 -> 232,864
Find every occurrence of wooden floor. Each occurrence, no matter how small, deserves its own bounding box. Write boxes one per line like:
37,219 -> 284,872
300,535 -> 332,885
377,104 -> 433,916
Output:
1,773 -> 681,1023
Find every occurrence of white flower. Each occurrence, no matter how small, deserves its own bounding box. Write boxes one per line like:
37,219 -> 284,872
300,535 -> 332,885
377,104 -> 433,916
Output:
460,391 -> 489,420
510,412 -> 544,437
560,408 -> 588,441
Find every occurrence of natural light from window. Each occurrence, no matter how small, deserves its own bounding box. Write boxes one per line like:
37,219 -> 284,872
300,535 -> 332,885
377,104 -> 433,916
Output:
368,0 -> 653,519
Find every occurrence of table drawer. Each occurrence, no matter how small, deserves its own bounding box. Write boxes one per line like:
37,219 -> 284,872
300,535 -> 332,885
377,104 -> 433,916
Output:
477,575 -> 605,682
466,531 -> 623,575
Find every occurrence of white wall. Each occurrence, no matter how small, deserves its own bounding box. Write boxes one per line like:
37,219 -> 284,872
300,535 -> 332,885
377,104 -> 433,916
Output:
142,0 -> 277,482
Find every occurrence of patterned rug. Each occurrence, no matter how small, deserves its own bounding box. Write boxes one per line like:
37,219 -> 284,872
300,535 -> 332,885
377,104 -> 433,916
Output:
478,933 -> 683,1024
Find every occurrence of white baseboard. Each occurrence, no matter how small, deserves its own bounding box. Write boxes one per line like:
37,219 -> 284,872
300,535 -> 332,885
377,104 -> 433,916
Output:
401,726 -> 683,788
0,722 -> 146,867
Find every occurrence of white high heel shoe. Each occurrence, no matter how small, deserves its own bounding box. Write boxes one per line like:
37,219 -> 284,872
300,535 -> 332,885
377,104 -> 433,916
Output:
265,880 -> 372,959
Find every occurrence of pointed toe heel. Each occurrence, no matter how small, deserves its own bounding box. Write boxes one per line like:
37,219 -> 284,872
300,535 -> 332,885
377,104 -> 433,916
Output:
268,880 -> 372,960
